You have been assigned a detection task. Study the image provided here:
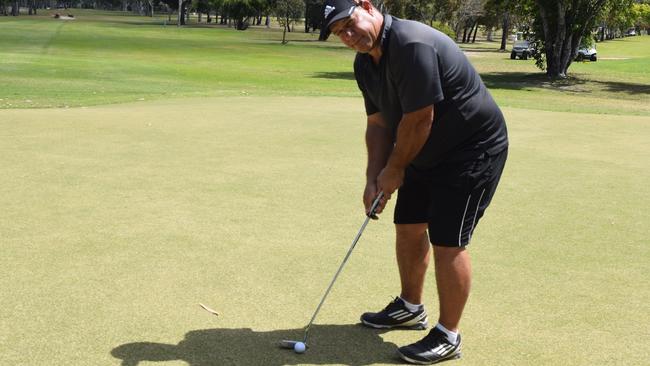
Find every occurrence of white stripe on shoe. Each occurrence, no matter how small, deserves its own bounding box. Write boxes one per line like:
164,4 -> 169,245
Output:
435,344 -> 454,355
394,313 -> 413,320
389,310 -> 408,317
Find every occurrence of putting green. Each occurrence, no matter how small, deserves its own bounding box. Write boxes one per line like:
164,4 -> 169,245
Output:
1,97 -> 648,365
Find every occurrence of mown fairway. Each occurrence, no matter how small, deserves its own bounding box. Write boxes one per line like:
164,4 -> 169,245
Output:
1,9 -> 649,114
1,10 -> 649,366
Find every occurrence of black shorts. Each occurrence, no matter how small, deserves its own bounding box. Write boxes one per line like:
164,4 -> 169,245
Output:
394,148 -> 508,247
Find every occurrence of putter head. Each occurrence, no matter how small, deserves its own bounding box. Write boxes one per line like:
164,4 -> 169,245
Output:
279,340 -> 298,349
279,340 -> 308,349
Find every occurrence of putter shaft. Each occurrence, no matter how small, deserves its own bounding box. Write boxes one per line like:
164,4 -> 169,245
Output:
301,192 -> 384,343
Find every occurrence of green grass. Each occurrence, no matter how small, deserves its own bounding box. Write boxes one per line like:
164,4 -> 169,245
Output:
0,9 -> 357,108
1,10 -> 649,366
1,9 -> 649,114
1,98 -> 648,365
457,38 -> 650,116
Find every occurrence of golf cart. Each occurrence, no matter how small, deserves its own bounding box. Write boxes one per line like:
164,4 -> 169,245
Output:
510,40 -> 536,60
576,45 -> 597,62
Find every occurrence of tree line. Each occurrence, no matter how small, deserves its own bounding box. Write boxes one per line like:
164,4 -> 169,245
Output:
3,0 -> 650,77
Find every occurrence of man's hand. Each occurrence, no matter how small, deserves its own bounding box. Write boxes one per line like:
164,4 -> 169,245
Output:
363,183 -> 387,218
376,165 -> 404,201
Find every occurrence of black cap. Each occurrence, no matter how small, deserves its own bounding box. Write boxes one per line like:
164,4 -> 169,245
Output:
319,0 -> 357,40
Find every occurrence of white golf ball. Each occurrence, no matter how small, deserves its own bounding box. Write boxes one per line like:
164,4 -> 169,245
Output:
293,342 -> 306,353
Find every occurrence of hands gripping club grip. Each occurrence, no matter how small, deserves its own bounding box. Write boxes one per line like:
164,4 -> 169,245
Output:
367,191 -> 384,220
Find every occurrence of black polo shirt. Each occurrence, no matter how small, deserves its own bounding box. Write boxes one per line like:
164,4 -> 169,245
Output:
354,15 -> 508,168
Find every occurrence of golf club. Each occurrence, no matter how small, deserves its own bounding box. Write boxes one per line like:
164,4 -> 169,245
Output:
280,192 -> 384,352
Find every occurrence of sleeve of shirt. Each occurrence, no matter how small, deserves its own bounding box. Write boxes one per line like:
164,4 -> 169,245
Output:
354,57 -> 379,116
391,42 -> 444,113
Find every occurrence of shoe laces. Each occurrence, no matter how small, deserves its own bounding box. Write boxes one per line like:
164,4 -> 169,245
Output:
415,329 -> 449,349
382,296 -> 403,312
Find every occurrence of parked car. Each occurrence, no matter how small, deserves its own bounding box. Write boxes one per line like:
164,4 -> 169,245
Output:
625,28 -> 636,36
510,40 -> 536,60
576,46 -> 597,61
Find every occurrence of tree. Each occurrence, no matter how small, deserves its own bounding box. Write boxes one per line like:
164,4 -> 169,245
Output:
532,0 -> 609,78
304,0 -> 321,33
636,2 -> 650,33
276,0 -> 304,43
1,0 -> 9,15
194,0 -> 212,21
484,0 -> 512,49
483,0 -> 534,50
454,0 -> 484,42
383,0 -> 407,18
225,0 -> 261,29
597,0 -> 636,39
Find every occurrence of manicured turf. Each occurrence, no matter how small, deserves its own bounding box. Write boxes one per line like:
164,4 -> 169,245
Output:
1,97 -> 649,365
1,10 -> 649,366
1,9 -> 649,115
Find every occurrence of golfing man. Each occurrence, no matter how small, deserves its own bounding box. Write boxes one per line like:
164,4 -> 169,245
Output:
321,0 -> 509,364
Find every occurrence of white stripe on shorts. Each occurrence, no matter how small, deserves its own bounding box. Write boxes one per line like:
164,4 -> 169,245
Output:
458,194 -> 472,246
469,189 -> 486,241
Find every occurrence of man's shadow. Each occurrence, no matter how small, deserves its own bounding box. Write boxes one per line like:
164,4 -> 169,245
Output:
111,324 -> 405,365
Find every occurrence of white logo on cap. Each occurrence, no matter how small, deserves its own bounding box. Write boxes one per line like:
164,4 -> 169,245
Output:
324,5 -> 335,18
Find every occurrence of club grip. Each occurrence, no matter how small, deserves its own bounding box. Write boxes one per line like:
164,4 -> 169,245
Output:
367,192 -> 384,219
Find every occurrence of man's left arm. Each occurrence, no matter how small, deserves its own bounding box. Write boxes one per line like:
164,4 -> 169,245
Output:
376,104 -> 434,198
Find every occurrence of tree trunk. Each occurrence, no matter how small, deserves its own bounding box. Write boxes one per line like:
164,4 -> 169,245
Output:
282,24 -> 287,44
472,21 -> 479,43
177,0 -> 182,26
538,3 -> 566,78
599,26 -> 604,41
454,21 -> 462,42
500,11 -> 510,51
536,0 -> 609,78
11,1 -> 19,15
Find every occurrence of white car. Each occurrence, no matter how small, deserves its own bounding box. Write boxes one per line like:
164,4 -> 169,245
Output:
576,46 -> 597,62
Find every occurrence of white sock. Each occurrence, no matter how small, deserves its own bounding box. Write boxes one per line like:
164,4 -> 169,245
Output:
435,323 -> 459,344
399,297 -> 423,312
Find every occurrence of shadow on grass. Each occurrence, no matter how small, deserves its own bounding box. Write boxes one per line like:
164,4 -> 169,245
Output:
111,324 -> 403,366
481,71 -> 650,95
592,79 -> 650,95
460,47 -> 505,53
312,71 -> 356,80
287,39 -> 325,43
250,38 -> 347,49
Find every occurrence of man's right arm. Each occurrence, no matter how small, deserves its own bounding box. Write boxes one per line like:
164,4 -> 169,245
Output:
364,112 -> 393,215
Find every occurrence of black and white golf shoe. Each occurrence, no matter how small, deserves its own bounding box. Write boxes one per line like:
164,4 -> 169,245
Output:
360,297 -> 428,330
397,327 -> 462,365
